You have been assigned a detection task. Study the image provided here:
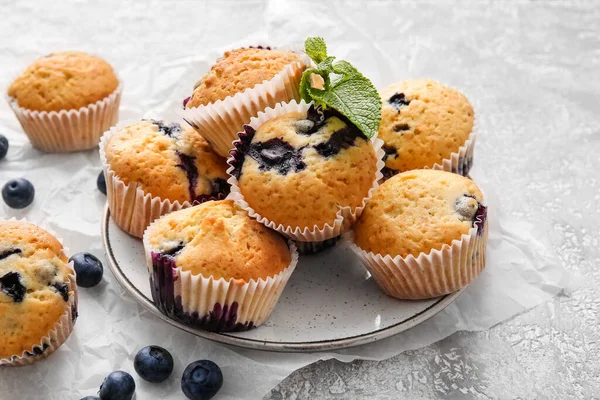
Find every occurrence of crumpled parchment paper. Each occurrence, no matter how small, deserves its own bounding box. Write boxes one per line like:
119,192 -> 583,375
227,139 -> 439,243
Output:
0,1 -> 570,398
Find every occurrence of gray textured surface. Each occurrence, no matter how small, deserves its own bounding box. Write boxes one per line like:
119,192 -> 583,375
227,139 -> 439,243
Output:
264,2 -> 600,399
1,1 -> 598,398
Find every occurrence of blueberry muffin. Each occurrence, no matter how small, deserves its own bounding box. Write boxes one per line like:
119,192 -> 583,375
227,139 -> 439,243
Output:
144,200 -> 297,332
101,120 -> 230,238
7,51 -> 121,152
183,47 -> 309,157
352,169 -> 487,299
185,47 -> 301,108
0,221 -> 77,365
378,80 -> 475,177
230,104 -> 378,234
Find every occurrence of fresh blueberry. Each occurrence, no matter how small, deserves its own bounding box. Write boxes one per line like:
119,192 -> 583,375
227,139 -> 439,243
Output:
2,178 -> 35,209
134,345 -> 174,383
0,135 -> 8,160
97,172 -> 107,195
70,252 -> 103,288
98,371 -> 136,400
80,397 -> 100,400
181,360 -> 223,400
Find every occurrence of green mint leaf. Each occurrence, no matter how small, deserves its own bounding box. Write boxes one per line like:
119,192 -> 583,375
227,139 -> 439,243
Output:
304,37 -> 327,64
299,38 -> 381,138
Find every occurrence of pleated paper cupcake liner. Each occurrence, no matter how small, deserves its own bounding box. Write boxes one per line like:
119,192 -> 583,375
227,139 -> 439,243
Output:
142,220 -> 299,332
225,100 -> 385,253
98,121 -> 227,238
6,84 -> 122,153
0,218 -> 78,366
181,48 -> 311,158
348,205 -> 488,300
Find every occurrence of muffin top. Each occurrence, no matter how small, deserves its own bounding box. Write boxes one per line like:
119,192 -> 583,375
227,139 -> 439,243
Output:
231,105 -> 378,229
353,169 -> 485,258
7,51 -> 119,112
186,47 -> 301,108
104,120 -> 230,204
147,200 -> 291,281
0,221 -> 74,359
378,79 -> 474,172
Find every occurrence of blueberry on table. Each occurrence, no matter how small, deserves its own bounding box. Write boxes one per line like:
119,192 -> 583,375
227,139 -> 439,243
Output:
69,252 -> 103,288
2,178 -> 35,209
0,135 -> 8,160
98,371 -> 136,400
181,360 -> 223,400
97,171 -> 107,195
134,345 -> 174,383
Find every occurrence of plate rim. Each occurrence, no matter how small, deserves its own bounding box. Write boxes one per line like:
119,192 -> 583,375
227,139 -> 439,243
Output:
102,204 -> 464,353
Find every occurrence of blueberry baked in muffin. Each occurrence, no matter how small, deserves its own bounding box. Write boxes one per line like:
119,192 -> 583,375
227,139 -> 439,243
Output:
0,220 -> 77,365
7,51 -> 121,152
229,103 -> 379,252
143,200 -> 297,332
100,119 -> 230,238
351,169 -> 487,299
378,79 -> 475,178
183,46 -> 309,157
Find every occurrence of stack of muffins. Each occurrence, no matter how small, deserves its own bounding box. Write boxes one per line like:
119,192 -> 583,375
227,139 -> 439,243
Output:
4,39 -> 488,341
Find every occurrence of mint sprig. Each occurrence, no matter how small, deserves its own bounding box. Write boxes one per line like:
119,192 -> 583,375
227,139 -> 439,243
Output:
300,37 -> 381,139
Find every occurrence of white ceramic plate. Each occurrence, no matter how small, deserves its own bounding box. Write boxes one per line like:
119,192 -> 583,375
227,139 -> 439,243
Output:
102,206 -> 463,352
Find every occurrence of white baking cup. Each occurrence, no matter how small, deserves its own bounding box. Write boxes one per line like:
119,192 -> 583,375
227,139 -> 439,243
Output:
347,208 -> 488,300
0,218 -> 78,366
226,100 -> 385,246
7,84 -> 122,153
142,219 -> 299,331
99,121 -> 195,239
430,117 -> 477,176
181,50 -> 311,158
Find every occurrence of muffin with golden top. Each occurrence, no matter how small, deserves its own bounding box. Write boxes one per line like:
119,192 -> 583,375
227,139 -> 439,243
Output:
0,220 -> 77,366
183,46 -> 310,157
100,119 -> 230,238
228,102 -> 381,253
351,169 -> 487,300
378,79 -> 475,178
143,200 -> 298,332
7,51 -> 121,152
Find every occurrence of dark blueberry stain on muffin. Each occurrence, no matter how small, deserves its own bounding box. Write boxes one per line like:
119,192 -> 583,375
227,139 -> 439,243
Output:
71,304 -> 78,322
297,104 -> 326,136
455,194 -> 487,234
474,204 -> 487,235
0,271 -> 26,302
52,282 -> 69,302
381,167 -> 399,181
150,120 -> 182,138
394,123 -> 410,132
388,93 -> 410,111
314,123 -> 367,158
176,153 -> 229,203
0,248 -> 22,261
24,343 -> 50,358
182,96 -> 191,108
382,145 -> 398,162
163,242 -> 185,257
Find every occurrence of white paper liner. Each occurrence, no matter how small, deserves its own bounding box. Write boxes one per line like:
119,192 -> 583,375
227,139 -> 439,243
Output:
99,121 -> 194,238
347,207 -> 489,300
181,48 -> 312,157
6,84 -> 122,153
0,218 -> 78,366
142,218 -> 299,330
226,100 -> 385,243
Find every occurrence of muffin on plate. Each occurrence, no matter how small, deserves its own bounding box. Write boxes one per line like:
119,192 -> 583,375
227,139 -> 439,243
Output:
0,220 -> 77,366
228,101 -> 383,254
7,51 -> 121,152
378,79 -> 475,178
351,169 -> 487,299
183,46 -> 310,157
143,200 -> 298,332
99,119 -> 230,238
